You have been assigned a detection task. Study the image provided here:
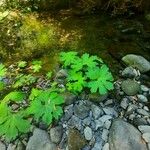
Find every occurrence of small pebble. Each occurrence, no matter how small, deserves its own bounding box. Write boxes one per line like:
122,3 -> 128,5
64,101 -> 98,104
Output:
102,129 -> 109,142
120,98 -> 129,109
141,85 -> 149,92
84,127 -> 93,141
137,95 -> 148,103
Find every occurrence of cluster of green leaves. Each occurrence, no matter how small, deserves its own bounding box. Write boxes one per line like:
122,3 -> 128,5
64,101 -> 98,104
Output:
0,51 -> 114,141
0,60 -> 64,141
60,51 -> 114,94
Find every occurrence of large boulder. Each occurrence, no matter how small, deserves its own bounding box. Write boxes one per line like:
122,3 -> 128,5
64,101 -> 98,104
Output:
122,54 -> 150,73
109,119 -> 147,150
26,128 -> 56,150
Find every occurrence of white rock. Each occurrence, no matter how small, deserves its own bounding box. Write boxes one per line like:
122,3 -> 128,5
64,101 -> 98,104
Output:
84,127 -> 93,141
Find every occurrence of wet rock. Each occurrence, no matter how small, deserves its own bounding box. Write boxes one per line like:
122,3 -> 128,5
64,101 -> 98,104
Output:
133,117 -> 148,126
91,105 -> 103,119
138,125 -> 150,133
89,93 -> 108,103
83,117 -> 91,126
92,142 -> 103,150
102,129 -> 109,142
56,69 -> 68,79
95,115 -> 112,130
137,95 -> 148,103
62,92 -> 77,105
50,126 -> 63,144
109,119 -> 147,150
68,129 -> 86,150
122,54 -> 150,73
121,79 -> 140,96
84,127 -> 93,141
0,141 -> 6,150
26,128 -> 56,150
120,98 -> 129,109
141,85 -> 149,92
68,115 -> 82,130
102,143 -> 109,150
63,104 -> 74,121
104,120 -> 112,129
74,101 -> 90,119
121,66 -> 138,78
126,104 -> 138,115
103,107 -> 118,117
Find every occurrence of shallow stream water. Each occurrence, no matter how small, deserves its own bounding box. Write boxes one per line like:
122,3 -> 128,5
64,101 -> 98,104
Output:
2,12 -> 150,74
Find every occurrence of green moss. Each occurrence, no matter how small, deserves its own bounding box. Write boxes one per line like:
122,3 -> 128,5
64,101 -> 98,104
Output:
18,15 -> 58,58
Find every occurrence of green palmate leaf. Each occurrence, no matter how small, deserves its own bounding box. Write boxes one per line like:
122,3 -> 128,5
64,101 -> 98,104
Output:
3,91 -> 25,102
29,88 -> 42,100
17,61 -> 27,68
86,65 -> 114,95
31,60 -> 42,72
0,81 -> 5,91
66,71 -> 86,92
71,53 -> 102,71
0,112 -> 30,141
46,71 -> 52,79
27,89 -> 64,125
60,51 -> 78,67
13,74 -> 37,88
0,64 -> 7,77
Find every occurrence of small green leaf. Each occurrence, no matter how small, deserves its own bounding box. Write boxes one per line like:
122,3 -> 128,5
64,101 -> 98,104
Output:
60,51 -> 78,67
18,61 -> 27,68
0,81 -> 5,91
3,91 -> 25,102
46,71 -> 52,79
0,64 -> 7,77
31,61 -> 42,72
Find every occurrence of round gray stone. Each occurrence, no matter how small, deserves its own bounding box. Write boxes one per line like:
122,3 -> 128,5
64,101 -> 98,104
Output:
121,79 -> 140,96
50,126 -> 63,144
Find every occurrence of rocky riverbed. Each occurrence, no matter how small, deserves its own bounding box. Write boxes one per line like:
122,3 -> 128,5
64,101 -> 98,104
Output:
0,54 -> 150,150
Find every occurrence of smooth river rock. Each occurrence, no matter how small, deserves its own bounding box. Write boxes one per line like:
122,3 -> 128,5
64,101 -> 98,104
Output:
121,79 -> 140,96
109,119 -> 147,150
122,54 -> 150,73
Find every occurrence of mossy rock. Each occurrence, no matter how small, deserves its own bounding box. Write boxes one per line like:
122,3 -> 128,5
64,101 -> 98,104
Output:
68,129 -> 87,150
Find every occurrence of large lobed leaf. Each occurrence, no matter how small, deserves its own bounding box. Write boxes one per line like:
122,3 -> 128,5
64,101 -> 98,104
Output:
27,89 -> 64,125
86,65 -> 114,95
0,103 -> 30,141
